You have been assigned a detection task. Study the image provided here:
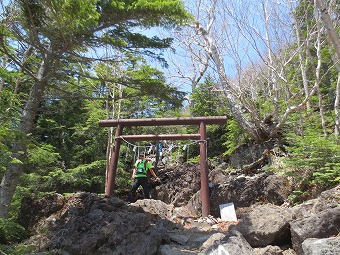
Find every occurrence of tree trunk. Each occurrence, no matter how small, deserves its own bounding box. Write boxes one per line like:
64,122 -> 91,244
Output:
315,0 -> 340,62
335,72 -> 340,138
262,0 -> 279,121
0,55 -> 6,92
209,42 -> 270,141
196,20 -> 269,141
0,58 -> 50,218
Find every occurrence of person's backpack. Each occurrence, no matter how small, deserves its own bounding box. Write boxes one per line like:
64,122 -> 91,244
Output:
136,161 -> 145,174
136,158 -> 153,177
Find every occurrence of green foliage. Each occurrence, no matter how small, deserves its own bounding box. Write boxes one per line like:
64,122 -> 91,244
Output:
115,165 -> 134,195
22,160 -> 106,194
25,144 -> 61,174
191,76 -> 226,117
0,0 -> 191,220
20,140 -> 107,194
283,131 -> 340,202
60,160 -> 107,193
19,0 -> 100,44
103,0 -> 193,28
223,119 -> 249,156
188,77 -> 228,158
0,90 -> 23,177
187,155 -> 200,163
0,218 -> 28,244
0,243 -> 36,255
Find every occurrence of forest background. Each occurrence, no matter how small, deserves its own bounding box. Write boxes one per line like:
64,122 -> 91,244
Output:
0,0 -> 339,246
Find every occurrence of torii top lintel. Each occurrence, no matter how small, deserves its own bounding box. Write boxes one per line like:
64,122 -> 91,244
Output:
98,116 -> 227,127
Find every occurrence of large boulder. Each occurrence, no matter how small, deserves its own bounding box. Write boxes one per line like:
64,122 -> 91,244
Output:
289,185 -> 340,255
204,231 -> 255,255
233,204 -> 292,247
19,193 -> 66,232
154,162 -> 201,206
209,173 -> 292,217
25,193 -> 167,255
132,199 -> 174,219
290,208 -> 340,255
291,185 -> 340,219
155,163 -> 292,219
227,141 -> 276,168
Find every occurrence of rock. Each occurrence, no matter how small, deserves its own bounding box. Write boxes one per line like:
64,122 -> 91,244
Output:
313,185 -> 340,212
204,231 -> 254,255
157,245 -> 188,255
254,245 -> 284,255
291,199 -> 319,220
302,237 -> 340,255
262,174 -> 292,204
155,163 -> 292,219
292,185 -> 340,219
132,199 -> 174,219
200,232 -> 226,250
19,193 -> 66,232
155,163 -> 201,207
17,163 -> 340,255
228,141 -> 275,168
209,173 -> 292,217
25,193 -> 165,255
290,208 -> 340,255
168,232 -> 191,245
209,163 -> 229,184
234,204 -> 292,247
187,232 -> 218,249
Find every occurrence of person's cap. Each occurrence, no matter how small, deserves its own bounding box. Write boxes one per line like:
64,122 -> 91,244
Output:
139,153 -> 145,157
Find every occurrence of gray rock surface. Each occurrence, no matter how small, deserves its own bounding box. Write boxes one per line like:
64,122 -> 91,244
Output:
302,237 -> 340,255
18,165 -> 340,255
290,208 -> 340,255
234,203 -> 292,247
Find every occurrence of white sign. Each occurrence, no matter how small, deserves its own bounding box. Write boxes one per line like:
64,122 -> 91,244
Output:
219,202 -> 237,222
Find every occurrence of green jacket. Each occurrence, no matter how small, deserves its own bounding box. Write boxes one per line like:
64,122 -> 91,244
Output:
134,160 -> 153,178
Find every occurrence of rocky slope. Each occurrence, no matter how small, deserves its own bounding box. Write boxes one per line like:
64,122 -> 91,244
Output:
18,162 -> 340,255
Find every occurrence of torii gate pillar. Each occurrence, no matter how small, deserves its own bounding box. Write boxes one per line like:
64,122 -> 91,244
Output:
106,124 -> 123,194
199,121 -> 210,217
99,116 -> 227,217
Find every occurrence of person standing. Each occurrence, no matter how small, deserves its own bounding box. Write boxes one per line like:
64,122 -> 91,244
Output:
127,153 -> 160,202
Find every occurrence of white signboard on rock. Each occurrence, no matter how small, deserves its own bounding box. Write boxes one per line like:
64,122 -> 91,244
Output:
219,202 -> 237,222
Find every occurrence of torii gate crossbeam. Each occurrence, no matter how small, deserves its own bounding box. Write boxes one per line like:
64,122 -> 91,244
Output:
98,116 -> 227,217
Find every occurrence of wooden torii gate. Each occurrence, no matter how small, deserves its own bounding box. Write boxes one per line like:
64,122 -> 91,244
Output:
98,116 -> 227,217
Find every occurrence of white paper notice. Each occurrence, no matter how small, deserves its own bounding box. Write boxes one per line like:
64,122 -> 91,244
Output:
219,202 -> 237,222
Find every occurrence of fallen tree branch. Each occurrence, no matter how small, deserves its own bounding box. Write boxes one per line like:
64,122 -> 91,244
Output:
242,149 -> 271,174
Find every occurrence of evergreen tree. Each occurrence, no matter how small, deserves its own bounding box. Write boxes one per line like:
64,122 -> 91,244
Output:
0,0 -> 191,218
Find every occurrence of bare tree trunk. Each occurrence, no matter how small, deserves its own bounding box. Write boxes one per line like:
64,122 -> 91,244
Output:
314,24 -> 327,138
105,62 -> 123,190
106,83 -> 116,191
206,33 -> 269,141
335,72 -> 340,138
195,0 -> 269,141
261,0 -> 279,121
290,0 -> 312,111
0,57 -> 50,217
314,0 -> 340,139
315,0 -> 340,62
0,55 -> 6,92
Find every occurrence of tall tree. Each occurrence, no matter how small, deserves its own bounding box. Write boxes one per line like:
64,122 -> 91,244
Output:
0,0 -> 190,218
179,0 -> 339,142
314,0 -> 340,138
